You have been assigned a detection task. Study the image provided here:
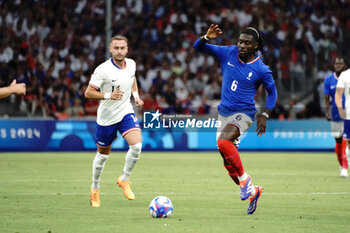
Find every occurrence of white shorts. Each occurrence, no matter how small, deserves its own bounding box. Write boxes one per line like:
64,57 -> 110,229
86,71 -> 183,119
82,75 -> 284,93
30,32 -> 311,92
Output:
216,113 -> 253,146
331,121 -> 344,138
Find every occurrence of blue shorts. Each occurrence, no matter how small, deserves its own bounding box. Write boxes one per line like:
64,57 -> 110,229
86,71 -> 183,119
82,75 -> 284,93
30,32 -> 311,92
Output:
343,120 -> 350,140
96,113 -> 141,147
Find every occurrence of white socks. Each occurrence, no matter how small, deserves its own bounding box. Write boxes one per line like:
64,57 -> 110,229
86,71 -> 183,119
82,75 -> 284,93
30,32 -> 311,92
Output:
91,143 -> 142,190
238,172 -> 256,197
238,172 -> 248,181
121,143 -> 142,181
92,152 -> 109,190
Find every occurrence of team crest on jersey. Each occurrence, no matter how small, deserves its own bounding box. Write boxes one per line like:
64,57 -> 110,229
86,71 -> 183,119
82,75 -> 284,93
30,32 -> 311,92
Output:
246,72 -> 253,80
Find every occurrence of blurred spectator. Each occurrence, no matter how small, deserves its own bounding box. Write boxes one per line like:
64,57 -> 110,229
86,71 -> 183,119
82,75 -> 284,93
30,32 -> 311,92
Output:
0,0 -> 349,119
66,98 -> 84,117
197,95 -> 211,115
152,70 -> 166,95
270,97 -> 289,120
316,61 -> 333,112
203,79 -> 221,100
288,97 -> 306,119
142,91 -> 159,112
317,62 -> 333,81
189,70 -> 206,96
84,99 -> 99,116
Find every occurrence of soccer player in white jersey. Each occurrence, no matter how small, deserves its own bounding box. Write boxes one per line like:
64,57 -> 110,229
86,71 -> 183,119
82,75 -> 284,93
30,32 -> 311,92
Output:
85,35 -> 144,207
335,67 -> 350,176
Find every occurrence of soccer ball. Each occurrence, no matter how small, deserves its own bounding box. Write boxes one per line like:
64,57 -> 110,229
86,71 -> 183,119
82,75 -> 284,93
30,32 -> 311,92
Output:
149,196 -> 173,218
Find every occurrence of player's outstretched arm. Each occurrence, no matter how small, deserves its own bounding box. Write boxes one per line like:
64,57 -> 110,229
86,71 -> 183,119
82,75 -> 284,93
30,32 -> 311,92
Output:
0,80 -> 26,99
193,24 -> 224,55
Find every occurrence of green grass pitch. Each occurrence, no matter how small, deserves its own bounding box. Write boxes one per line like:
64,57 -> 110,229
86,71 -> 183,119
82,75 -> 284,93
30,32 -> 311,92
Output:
1,151 -> 349,233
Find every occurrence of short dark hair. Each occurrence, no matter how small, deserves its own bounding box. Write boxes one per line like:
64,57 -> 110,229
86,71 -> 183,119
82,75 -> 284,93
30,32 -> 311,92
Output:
240,27 -> 263,52
110,35 -> 128,44
335,56 -> 348,67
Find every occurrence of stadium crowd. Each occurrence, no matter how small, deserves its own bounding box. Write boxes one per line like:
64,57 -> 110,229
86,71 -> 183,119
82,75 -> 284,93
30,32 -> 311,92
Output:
0,0 -> 349,119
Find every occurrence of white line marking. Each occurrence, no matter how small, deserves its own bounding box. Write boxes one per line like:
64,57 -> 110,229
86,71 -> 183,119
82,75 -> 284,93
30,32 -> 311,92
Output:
1,192 -> 349,196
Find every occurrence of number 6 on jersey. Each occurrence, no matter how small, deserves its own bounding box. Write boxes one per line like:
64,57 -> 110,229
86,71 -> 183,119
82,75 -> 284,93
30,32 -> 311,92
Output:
231,80 -> 238,91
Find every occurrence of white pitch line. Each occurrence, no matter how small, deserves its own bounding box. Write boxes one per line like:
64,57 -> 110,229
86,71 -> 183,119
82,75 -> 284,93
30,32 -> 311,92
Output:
0,192 -> 349,196
266,192 -> 350,195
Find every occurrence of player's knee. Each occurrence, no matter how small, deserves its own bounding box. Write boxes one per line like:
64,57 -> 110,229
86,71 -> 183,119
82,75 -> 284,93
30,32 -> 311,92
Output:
130,142 -> 142,158
217,139 -> 238,157
232,138 -> 240,148
218,126 -> 240,142
217,140 -> 223,151
217,139 -> 229,151
97,146 -> 112,155
335,137 -> 343,144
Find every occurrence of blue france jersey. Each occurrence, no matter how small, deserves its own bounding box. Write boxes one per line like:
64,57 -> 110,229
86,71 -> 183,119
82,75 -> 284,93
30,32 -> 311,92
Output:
324,73 -> 344,121
193,38 -> 277,120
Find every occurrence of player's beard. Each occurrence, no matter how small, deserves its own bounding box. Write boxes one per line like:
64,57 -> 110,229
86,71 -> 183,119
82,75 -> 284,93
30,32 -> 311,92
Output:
238,51 -> 254,62
114,55 -> 125,62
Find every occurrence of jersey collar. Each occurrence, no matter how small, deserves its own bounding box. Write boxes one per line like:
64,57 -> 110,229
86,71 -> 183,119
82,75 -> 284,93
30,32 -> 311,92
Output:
238,56 -> 260,64
110,58 -> 126,69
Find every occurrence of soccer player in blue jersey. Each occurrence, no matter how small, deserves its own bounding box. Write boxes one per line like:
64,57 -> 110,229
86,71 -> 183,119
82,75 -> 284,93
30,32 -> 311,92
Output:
324,57 -> 348,177
193,24 -> 277,214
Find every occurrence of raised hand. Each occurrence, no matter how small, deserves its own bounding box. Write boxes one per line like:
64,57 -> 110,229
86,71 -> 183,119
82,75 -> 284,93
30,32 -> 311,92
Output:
205,24 -> 223,40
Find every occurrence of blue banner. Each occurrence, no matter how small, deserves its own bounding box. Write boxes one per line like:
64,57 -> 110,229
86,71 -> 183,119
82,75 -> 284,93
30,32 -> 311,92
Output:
0,119 -> 334,151
239,120 -> 333,150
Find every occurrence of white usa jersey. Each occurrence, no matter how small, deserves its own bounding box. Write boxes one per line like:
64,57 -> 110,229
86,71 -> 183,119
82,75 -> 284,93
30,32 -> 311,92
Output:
337,69 -> 350,119
89,58 -> 136,126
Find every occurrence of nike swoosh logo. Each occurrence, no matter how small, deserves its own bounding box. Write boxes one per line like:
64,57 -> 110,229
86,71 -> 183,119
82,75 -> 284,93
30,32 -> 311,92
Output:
112,80 -> 117,82
227,62 -> 235,67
